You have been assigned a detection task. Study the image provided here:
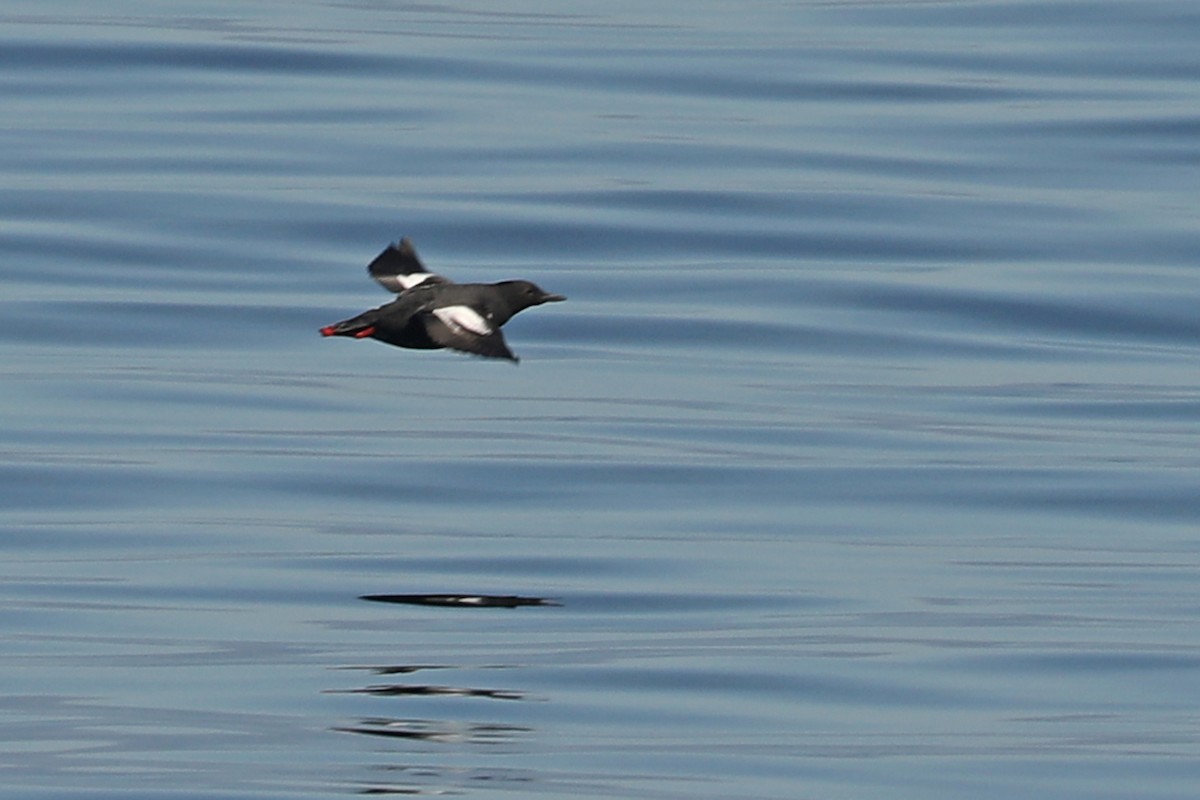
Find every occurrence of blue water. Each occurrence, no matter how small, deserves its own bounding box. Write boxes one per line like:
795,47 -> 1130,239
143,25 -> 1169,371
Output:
3,1 -> 1200,797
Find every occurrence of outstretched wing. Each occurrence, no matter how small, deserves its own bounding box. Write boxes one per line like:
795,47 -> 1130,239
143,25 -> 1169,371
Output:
367,238 -> 453,293
424,305 -> 518,361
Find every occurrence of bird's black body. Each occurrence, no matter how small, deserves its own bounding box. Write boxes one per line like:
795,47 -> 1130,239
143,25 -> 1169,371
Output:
320,239 -> 565,362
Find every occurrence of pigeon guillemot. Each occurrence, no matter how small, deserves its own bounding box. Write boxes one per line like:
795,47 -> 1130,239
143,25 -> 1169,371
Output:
319,238 -> 565,362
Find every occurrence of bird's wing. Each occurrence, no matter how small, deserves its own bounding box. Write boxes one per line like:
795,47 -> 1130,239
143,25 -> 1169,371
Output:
425,305 -> 517,361
367,238 -> 453,293
432,305 -> 492,337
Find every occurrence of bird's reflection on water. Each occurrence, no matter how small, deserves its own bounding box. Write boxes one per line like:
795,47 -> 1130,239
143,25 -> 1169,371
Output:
331,595 -> 556,795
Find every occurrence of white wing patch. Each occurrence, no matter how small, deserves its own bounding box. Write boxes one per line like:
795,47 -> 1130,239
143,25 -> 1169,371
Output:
432,305 -> 493,337
397,272 -> 437,290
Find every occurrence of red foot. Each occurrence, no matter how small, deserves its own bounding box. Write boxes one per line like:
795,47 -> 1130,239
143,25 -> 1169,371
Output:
320,325 -> 375,338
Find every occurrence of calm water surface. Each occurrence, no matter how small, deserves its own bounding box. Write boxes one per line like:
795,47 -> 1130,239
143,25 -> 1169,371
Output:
3,1 -> 1200,798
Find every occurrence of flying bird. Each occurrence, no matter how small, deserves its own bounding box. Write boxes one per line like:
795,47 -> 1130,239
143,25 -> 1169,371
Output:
320,238 -> 565,362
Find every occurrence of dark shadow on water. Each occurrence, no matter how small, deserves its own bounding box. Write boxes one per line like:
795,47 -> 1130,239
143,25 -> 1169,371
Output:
334,664 -> 454,676
334,718 -> 531,744
359,593 -> 562,608
329,684 -> 526,701
353,765 -> 538,796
